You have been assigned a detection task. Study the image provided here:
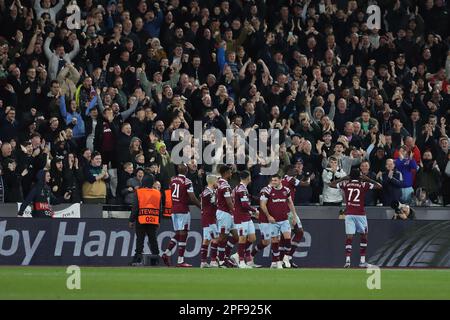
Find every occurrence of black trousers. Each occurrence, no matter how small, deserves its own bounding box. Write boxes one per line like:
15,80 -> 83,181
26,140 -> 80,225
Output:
135,223 -> 160,256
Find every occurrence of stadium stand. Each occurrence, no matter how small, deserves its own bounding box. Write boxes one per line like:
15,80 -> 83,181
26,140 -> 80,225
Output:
0,0 -> 449,208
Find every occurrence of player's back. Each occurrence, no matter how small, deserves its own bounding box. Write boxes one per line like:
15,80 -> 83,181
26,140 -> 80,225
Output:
216,178 -> 232,213
232,183 -> 252,223
170,175 -> 193,214
200,187 -> 216,227
338,180 -> 372,215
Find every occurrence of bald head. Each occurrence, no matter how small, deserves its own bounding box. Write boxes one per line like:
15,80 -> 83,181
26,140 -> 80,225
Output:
178,163 -> 188,175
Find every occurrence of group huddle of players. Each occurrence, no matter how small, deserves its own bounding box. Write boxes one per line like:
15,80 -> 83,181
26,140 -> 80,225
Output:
159,163 -> 381,269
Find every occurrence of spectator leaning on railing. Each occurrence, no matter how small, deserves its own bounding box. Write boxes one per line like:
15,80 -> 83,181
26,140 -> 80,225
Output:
82,151 -> 109,204
322,156 -> 347,206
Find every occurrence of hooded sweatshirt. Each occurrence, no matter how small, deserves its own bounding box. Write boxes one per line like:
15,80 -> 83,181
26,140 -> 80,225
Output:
18,170 -> 61,217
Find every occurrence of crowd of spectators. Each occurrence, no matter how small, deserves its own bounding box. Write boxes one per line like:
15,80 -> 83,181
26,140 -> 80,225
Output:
0,0 -> 450,208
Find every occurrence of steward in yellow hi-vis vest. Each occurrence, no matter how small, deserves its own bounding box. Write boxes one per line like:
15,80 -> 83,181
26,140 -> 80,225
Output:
129,175 -> 162,266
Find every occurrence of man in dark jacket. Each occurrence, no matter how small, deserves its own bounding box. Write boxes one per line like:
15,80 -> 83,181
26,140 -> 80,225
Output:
380,159 -> 403,206
17,169 -> 70,218
115,122 -> 133,167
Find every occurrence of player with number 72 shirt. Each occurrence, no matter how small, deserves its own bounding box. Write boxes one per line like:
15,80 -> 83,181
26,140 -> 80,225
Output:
329,169 -> 382,268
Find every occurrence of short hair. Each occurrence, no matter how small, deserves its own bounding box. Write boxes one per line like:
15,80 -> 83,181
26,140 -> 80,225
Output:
219,164 -> 232,175
286,165 -> 296,176
350,168 -> 360,179
30,132 -> 41,139
121,122 -> 131,129
271,174 -> 281,179
92,151 -> 102,159
123,162 -> 133,169
239,170 -> 251,181
103,107 -> 112,114
206,174 -> 218,185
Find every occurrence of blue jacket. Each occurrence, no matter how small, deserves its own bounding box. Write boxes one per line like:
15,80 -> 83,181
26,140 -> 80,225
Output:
59,95 -> 97,139
381,170 -> 403,206
395,158 -> 417,188
143,10 -> 163,38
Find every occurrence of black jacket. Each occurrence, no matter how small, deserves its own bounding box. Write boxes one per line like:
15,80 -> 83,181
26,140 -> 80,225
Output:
62,158 -> 83,203
381,170 -> 403,206
18,170 -> 63,217
115,132 -> 133,167
3,166 -> 24,202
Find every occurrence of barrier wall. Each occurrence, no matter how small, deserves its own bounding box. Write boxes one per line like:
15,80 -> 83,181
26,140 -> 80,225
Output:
1,218 -> 449,267
1,204 -> 450,220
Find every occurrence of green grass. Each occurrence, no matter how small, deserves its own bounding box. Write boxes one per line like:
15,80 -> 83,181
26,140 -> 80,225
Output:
0,267 -> 449,300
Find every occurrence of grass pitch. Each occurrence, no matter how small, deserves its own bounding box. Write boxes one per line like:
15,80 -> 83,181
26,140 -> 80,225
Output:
0,267 -> 449,300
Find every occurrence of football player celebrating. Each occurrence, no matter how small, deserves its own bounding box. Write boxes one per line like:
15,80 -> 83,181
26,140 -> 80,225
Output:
260,174 -> 297,268
216,165 -> 238,267
330,169 -> 382,268
162,164 -> 201,267
231,170 -> 258,268
200,175 -> 219,268
281,165 -> 305,268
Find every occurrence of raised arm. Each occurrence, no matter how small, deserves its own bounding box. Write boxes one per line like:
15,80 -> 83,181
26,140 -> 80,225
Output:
239,58 -> 251,80
26,32 -> 39,55
138,69 -> 151,95
120,98 -> 139,120
59,95 -> 67,118
34,0 -> 42,12
85,95 -> 98,116
360,175 -> 382,190
68,64 -> 81,83
56,63 -> 70,82
217,45 -> 226,72
53,0 -> 65,14
329,176 -> 349,189
68,39 -> 80,60
44,35 -> 53,60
